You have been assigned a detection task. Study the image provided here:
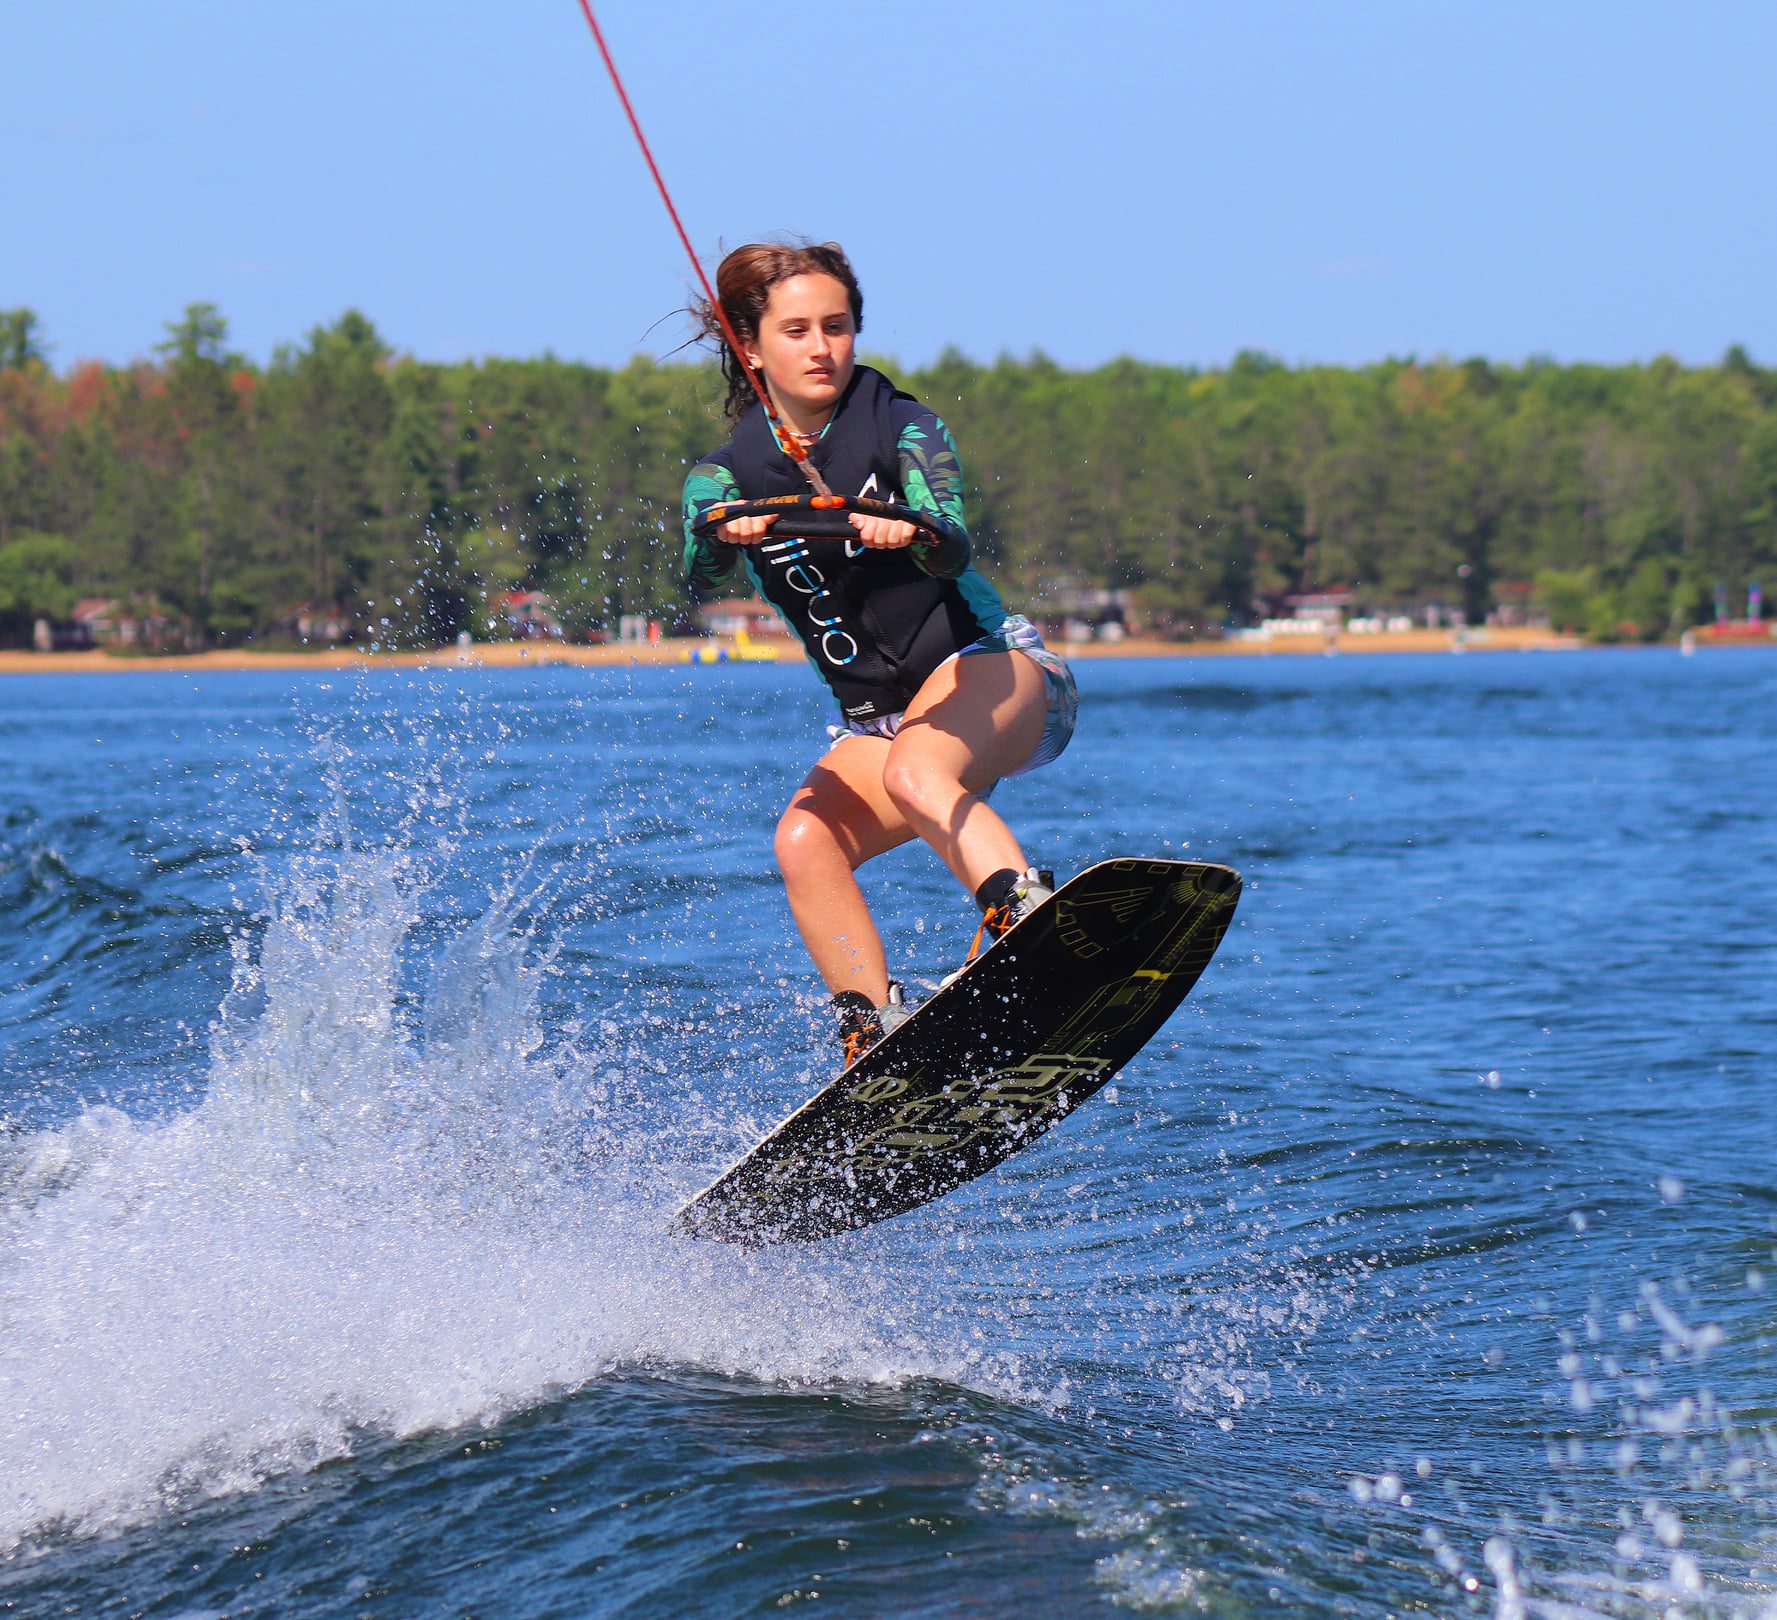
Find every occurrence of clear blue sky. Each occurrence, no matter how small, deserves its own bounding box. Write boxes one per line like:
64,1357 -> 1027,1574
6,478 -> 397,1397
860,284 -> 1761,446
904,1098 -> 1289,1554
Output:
10,0 -> 1773,372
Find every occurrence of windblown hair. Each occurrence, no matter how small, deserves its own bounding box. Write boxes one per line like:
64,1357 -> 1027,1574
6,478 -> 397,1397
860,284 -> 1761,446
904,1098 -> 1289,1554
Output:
695,241 -> 864,424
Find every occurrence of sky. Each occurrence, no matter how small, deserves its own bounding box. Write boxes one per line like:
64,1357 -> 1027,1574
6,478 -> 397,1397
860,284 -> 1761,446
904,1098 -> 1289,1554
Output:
9,0 -> 1774,374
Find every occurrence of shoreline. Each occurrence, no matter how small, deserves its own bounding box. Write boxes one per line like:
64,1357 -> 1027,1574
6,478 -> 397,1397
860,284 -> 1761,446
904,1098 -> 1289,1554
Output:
2,625 -> 1764,675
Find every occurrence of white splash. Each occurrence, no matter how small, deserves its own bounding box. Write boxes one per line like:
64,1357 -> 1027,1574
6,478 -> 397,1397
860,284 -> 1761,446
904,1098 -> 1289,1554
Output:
0,844 -> 1009,1551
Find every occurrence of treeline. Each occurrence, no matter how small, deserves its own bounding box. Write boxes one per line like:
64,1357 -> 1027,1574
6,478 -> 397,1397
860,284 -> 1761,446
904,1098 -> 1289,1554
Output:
2,303 -> 1774,648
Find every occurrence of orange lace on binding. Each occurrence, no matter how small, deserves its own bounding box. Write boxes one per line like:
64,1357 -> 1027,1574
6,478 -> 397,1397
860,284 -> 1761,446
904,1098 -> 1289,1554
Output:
842,1026 -> 878,1069
963,902 -> 1016,968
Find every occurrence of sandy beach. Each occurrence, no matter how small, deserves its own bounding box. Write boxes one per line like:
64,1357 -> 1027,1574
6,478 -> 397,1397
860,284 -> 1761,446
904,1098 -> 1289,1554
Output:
0,625 -> 1598,675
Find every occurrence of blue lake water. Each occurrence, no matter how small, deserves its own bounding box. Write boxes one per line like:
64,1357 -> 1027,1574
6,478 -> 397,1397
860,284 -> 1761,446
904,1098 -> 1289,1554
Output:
1,648 -> 1773,1617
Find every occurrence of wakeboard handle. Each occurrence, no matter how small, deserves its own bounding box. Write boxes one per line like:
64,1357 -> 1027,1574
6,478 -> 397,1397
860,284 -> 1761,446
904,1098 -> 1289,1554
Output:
693,493 -> 947,543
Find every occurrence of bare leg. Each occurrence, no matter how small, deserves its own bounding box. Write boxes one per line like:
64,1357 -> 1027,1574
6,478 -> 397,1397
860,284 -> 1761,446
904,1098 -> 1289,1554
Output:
775,735 -> 913,1004
775,651 -> 1048,1003
880,650 -> 1048,894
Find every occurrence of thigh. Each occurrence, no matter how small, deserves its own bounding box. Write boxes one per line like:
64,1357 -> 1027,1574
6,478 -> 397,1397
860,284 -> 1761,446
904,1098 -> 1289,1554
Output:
888,650 -> 1048,792
782,733 -> 917,867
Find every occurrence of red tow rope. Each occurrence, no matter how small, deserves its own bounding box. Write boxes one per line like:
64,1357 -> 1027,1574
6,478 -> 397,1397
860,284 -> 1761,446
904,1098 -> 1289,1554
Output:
574,2 -> 835,498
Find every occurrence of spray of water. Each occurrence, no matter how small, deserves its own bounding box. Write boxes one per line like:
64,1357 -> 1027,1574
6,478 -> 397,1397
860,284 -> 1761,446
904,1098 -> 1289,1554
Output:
0,823 -> 1025,1552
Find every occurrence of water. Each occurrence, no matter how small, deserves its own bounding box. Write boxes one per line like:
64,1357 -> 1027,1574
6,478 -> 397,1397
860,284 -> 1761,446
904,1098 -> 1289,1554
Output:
1,650 -> 1772,1618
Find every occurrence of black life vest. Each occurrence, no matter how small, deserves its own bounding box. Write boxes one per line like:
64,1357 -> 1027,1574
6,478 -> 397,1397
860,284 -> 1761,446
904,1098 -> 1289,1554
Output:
721,367 -> 981,721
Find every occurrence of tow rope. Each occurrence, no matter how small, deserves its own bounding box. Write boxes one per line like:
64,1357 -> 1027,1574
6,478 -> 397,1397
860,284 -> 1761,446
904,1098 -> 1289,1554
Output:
574,3 -> 837,499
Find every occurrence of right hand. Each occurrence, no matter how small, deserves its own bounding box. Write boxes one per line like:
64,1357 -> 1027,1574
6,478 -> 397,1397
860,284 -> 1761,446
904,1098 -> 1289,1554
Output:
715,514 -> 778,545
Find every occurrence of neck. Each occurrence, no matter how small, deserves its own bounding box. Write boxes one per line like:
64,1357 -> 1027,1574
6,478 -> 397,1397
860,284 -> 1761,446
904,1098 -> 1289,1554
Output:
771,395 -> 835,440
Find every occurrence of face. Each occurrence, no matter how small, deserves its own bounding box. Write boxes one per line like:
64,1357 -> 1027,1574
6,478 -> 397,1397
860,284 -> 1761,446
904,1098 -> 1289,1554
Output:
743,273 -> 856,419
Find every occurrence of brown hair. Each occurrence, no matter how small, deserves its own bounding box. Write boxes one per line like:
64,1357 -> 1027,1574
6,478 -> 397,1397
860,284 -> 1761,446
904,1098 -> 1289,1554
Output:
695,241 -> 864,424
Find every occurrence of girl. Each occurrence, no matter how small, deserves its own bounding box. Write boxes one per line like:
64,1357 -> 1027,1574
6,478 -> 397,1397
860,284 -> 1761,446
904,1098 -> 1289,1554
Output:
682,241 -> 1077,1064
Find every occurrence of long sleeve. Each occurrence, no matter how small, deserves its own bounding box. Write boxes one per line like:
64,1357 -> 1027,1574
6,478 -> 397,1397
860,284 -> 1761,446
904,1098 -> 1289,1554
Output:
895,412 -> 971,580
682,459 -> 743,592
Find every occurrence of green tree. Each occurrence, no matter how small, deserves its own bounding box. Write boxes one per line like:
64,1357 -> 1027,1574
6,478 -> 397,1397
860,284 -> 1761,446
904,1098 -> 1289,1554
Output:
1534,568 -> 1595,634
458,526 -> 527,635
0,309 -> 48,372
154,302 -> 251,643
372,360 -> 469,644
1619,557 -> 1671,641
0,531 -> 77,644
261,310 -> 395,639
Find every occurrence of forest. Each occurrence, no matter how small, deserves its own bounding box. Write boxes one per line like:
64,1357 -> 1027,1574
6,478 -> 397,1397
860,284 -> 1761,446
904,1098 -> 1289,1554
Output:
1,303 -> 1774,649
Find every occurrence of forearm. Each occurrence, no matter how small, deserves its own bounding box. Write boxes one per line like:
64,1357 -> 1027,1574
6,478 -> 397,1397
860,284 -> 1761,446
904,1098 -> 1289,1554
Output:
897,418 -> 971,578
682,461 -> 743,590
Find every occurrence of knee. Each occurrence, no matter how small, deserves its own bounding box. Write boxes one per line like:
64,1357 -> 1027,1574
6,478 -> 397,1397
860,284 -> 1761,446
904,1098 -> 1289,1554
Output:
774,804 -> 840,883
881,752 -> 946,827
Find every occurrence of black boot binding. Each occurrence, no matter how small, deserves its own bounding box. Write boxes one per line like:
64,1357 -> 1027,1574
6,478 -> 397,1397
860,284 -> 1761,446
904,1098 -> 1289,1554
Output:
831,982 -> 911,1068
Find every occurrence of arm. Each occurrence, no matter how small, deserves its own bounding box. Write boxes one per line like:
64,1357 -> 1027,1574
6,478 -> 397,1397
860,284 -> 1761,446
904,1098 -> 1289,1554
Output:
896,412 -> 971,579
682,460 -> 743,592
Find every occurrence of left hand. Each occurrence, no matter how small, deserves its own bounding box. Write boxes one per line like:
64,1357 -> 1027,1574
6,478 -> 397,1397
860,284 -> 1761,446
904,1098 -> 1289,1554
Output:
848,512 -> 918,549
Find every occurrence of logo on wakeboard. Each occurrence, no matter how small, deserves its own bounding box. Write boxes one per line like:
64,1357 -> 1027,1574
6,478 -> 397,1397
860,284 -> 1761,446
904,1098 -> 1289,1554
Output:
813,1053 -> 1113,1176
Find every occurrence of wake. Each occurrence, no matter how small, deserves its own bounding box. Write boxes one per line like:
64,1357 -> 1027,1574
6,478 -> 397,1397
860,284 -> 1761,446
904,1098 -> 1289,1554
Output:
0,836 -> 1023,1551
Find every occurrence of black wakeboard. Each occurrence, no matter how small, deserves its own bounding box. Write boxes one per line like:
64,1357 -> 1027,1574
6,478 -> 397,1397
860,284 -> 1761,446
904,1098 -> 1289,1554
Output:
670,858 -> 1241,1245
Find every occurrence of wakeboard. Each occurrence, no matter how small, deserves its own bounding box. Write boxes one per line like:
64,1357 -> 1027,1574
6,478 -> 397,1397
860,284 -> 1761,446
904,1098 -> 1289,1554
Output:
671,857 -> 1241,1245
